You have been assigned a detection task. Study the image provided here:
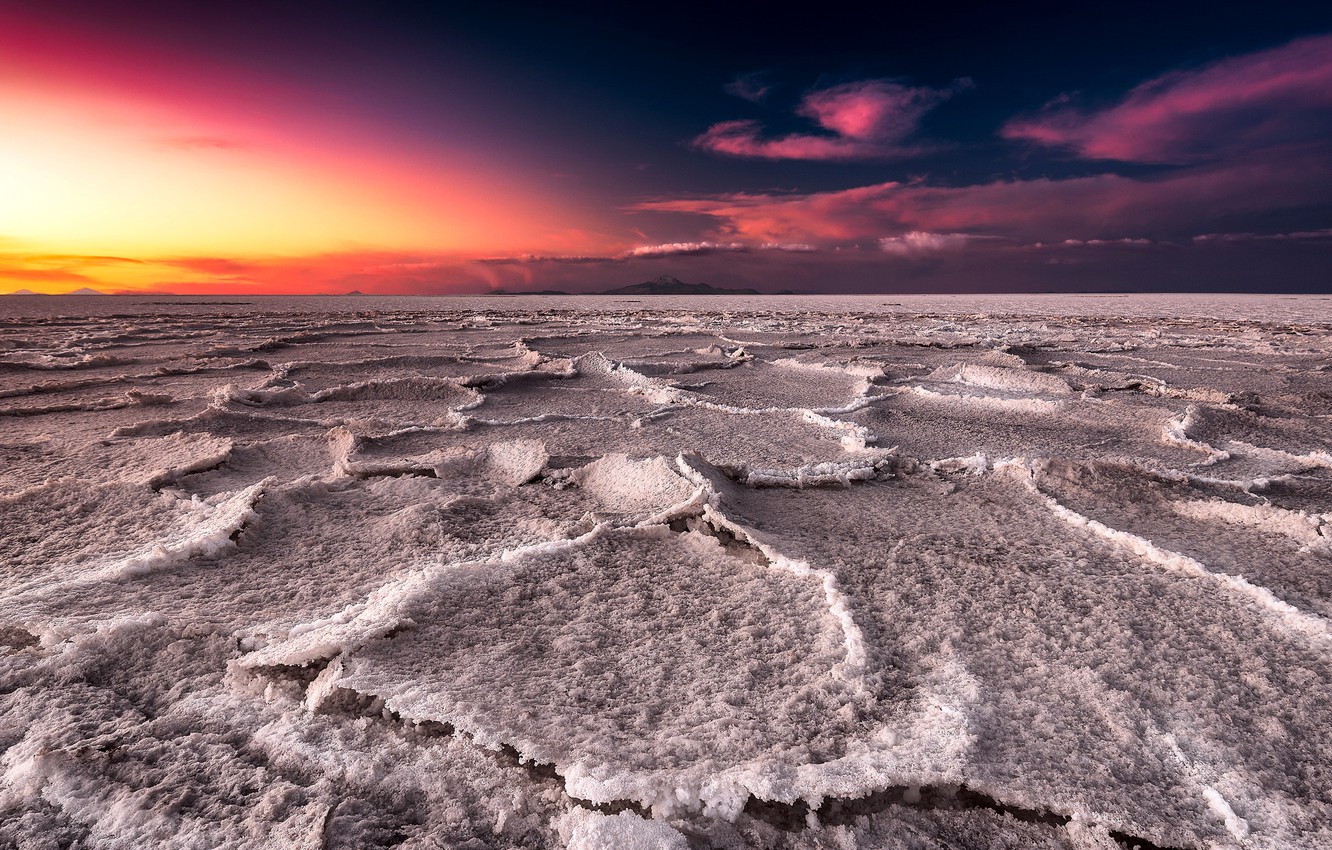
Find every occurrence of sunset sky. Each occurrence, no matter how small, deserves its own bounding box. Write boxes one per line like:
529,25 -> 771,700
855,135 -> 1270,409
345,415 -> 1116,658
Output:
2,1 -> 1330,294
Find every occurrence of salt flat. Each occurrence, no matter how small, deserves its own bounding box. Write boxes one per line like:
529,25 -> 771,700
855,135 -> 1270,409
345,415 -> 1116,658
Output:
1,294 -> 1330,849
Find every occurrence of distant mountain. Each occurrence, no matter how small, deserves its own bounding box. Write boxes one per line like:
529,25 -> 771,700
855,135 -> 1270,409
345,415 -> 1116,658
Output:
68,287 -> 105,295
6,289 -> 45,296
597,275 -> 760,295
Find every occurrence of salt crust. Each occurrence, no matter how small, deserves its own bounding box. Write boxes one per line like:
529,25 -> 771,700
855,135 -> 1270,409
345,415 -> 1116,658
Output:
555,808 -> 689,849
2,300 -> 1331,849
245,455 -> 977,821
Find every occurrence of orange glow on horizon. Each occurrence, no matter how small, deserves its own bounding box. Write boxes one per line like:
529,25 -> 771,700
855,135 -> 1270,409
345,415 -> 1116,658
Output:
0,10 -> 623,294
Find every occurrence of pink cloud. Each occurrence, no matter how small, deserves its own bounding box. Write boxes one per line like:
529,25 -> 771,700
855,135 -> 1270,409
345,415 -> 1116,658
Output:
695,79 -> 962,161
1003,34 -> 1332,163
633,150 -> 1332,245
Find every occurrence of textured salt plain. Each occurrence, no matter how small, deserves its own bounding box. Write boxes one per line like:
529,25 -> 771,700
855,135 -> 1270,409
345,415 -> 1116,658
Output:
2,294 -> 1331,850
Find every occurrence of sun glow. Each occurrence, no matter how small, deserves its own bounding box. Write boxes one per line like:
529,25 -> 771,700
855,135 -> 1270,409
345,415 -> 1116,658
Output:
0,11 -> 602,293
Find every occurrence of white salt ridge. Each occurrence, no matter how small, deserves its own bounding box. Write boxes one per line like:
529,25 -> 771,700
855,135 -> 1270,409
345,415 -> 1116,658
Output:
240,524 -> 617,672
217,376 -> 484,410
237,570 -> 427,671
333,428 -> 549,488
40,481 -> 266,591
0,375 -> 124,399
926,363 -> 1073,396
0,479 -> 268,610
140,434 -> 235,489
1203,787 -> 1250,841
463,410 -> 620,427
1162,405 -> 1232,465
1172,498 -> 1331,554
558,656 -> 978,821
1150,730 -> 1252,843
769,357 -> 883,406
798,410 -> 875,450
147,405 -> 338,435
677,453 -> 869,685
573,352 -> 680,405
611,342 -> 748,375
0,431 -> 235,492
0,388 -> 174,416
904,384 -> 1068,415
4,352 -> 137,370
1082,362 -> 1235,404
1007,460 -> 1332,648
929,452 -> 992,476
737,453 -> 904,488
263,346 -> 548,386
478,339 -> 546,366
573,351 -> 879,450
474,439 -> 550,487
1224,439 -> 1332,474
456,353 -> 577,383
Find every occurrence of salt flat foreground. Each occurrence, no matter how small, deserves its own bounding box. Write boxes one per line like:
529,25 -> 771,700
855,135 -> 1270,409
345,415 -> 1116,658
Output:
1,295 -> 1331,850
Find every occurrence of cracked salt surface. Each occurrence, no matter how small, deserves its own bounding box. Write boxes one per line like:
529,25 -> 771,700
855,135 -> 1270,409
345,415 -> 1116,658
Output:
2,294 -> 1331,849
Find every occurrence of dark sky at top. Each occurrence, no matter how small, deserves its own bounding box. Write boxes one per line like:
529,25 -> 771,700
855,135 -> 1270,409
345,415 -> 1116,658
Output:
3,0 -> 1331,293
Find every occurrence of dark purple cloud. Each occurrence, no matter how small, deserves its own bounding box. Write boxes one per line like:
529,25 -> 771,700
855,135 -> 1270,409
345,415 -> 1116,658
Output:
724,71 -> 773,103
635,149 -> 1332,246
1194,228 -> 1332,243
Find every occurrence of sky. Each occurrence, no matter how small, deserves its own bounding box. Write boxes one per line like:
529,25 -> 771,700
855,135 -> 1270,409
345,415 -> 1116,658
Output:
2,0 -> 1330,295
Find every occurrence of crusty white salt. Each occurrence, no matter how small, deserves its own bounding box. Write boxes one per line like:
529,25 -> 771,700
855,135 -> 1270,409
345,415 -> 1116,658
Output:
1,295 -> 1330,849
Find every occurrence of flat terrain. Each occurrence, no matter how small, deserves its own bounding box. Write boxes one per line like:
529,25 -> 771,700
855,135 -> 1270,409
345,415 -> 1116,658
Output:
2,295 -> 1330,849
